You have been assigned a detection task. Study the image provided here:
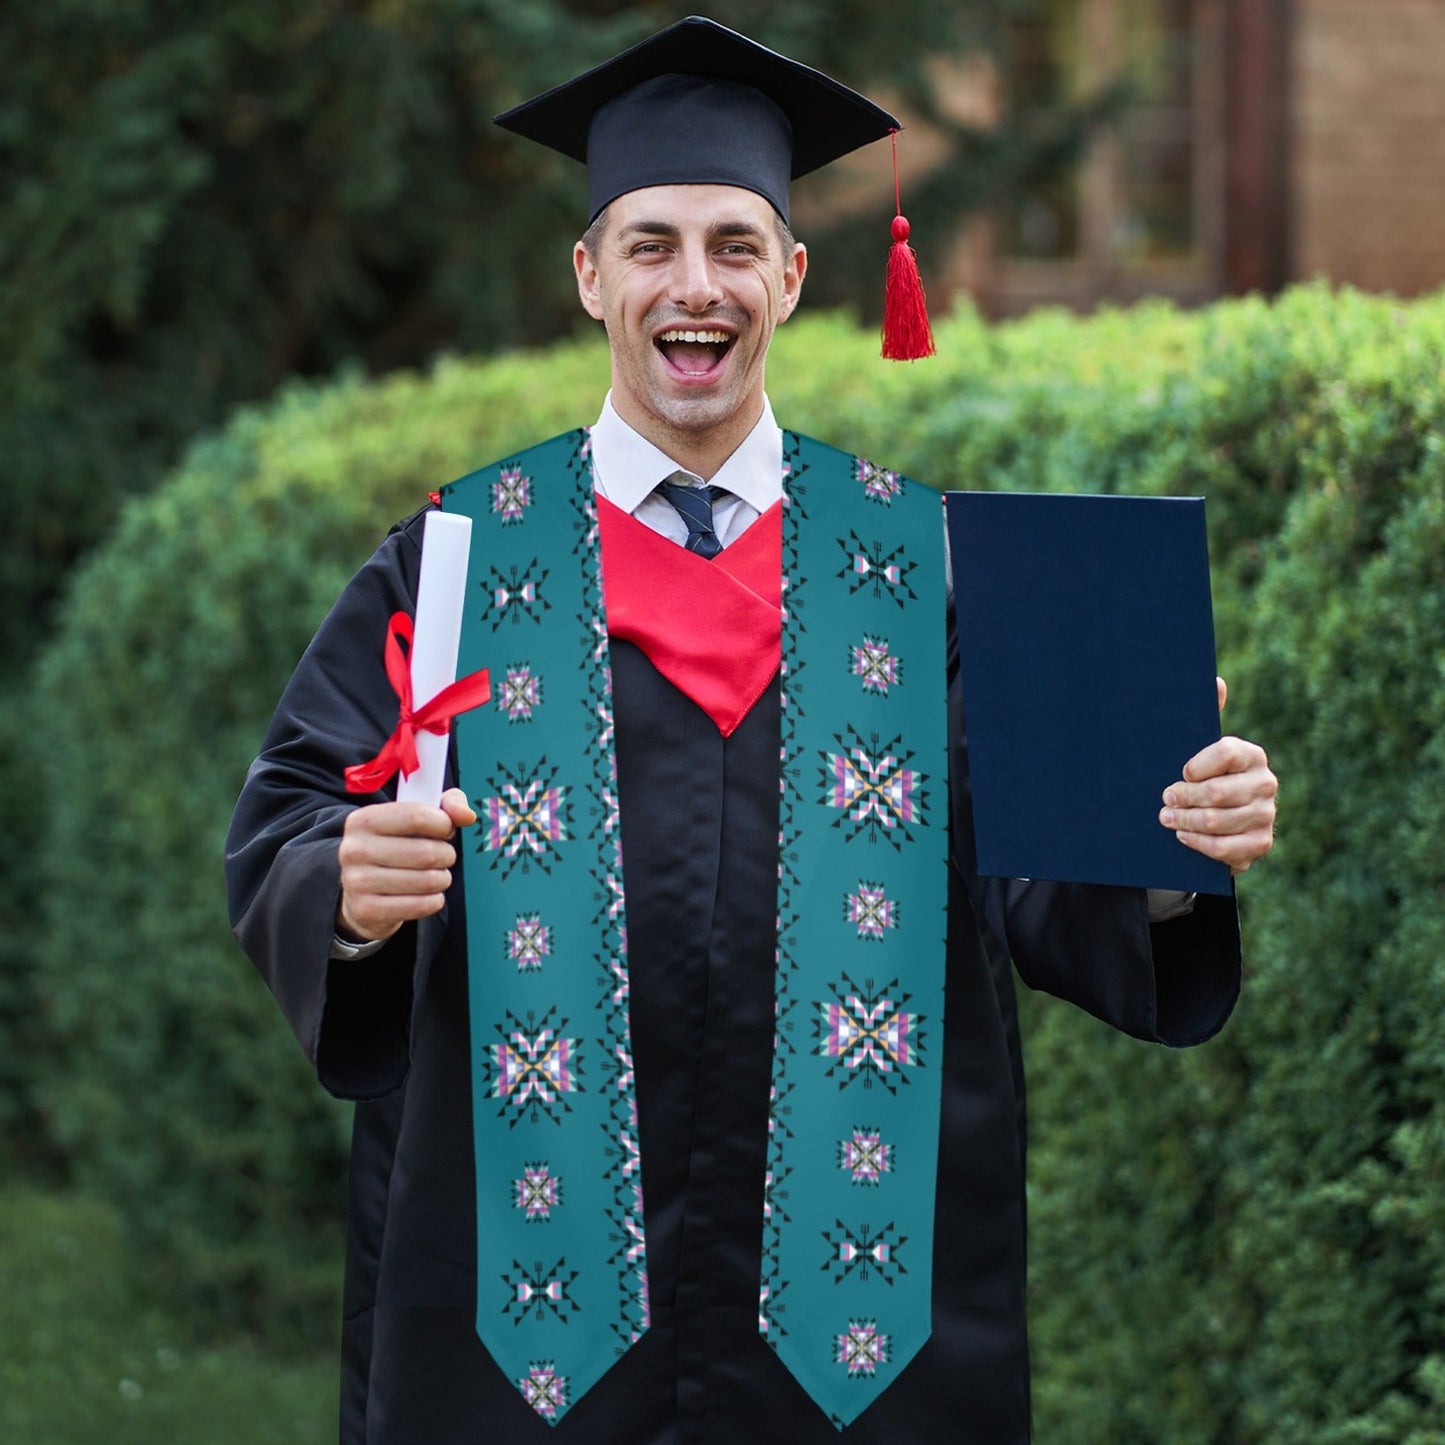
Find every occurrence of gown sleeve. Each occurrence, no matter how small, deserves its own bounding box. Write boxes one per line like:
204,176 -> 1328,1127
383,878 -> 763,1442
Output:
945,602 -> 1242,1048
224,509 -> 443,1099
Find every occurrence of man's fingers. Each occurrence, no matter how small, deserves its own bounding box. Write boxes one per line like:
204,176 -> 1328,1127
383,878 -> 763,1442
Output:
337,860 -> 452,942
1180,734 -> 1267,785
338,830 -> 457,873
441,787 -> 478,827
1159,729 -> 1278,873
1160,795 -> 1276,837
1162,764 -> 1276,815
338,888 -> 446,943
346,799 -> 461,840
1175,826 -> 1275,875
337,798 -> 471,944
342,861 -> 455,897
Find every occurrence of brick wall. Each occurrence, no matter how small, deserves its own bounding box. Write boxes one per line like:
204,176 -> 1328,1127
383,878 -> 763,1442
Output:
1292,0 -> 1445,296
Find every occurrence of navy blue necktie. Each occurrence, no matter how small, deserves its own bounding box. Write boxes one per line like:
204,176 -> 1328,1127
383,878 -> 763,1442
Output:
657,476 -> 727,559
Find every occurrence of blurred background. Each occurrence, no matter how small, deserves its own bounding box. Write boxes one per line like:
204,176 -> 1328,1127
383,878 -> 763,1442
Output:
3,2 -> 1442,1441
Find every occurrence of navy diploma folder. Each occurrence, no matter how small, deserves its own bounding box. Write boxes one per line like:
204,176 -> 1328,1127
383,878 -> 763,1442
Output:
945,490 -> 1231,896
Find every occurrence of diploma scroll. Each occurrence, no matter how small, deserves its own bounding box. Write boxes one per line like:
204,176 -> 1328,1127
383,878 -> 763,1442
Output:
396,511 -> 474,805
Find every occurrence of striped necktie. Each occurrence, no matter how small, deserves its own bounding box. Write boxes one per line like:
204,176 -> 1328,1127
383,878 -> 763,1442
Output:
656,474 -> 727,558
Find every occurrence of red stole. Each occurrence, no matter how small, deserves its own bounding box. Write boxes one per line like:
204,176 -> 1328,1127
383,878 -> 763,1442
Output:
598,496 -> 783,737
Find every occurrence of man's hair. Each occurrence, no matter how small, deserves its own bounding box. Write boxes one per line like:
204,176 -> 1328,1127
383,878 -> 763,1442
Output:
580,207 -> 610,264
580,204 -> 798,263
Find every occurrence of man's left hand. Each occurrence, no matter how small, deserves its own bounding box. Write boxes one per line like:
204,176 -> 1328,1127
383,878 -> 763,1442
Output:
1159,677 -> 1278,875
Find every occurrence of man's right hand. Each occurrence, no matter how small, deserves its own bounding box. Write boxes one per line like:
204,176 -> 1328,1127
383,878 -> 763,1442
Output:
336,787 -> 477,943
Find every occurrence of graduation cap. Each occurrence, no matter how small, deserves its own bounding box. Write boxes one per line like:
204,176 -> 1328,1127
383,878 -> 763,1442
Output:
495,15 -> 935,359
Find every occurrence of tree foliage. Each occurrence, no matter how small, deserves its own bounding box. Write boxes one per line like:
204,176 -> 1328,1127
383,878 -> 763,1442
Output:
0,0 -> 1052,662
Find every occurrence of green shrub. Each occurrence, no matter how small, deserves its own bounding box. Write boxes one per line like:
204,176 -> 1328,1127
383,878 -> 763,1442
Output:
0,1188 -> 333,1444
1217,467 -> 1445,1444
30,286 -> 1445,1445
31,342 -> 610,1341
1021,289 -> 1445,1443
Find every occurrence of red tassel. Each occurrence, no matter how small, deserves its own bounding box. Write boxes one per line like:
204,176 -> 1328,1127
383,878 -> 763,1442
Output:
881,132 -> 935,361
883,215 -> 935,360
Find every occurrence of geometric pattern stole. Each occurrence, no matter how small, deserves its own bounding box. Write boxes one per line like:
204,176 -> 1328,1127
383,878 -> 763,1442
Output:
442,429 -> 946,1430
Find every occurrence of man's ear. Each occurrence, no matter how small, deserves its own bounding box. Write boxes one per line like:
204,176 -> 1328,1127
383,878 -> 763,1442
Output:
778,242 -> 807,323
575,241 -> 605,321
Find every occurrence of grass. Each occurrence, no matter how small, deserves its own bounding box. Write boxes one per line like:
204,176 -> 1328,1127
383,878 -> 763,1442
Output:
1,1188 -> 336,1445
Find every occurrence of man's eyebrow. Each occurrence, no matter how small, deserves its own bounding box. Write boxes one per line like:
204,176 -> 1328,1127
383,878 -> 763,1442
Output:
708,220 -> 769,244
617,220 -> 683,242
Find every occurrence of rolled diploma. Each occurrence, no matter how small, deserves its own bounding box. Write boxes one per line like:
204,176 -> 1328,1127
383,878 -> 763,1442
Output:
396,511 -> 474,805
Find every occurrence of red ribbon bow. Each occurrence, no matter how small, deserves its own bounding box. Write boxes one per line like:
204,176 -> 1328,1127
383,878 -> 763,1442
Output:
344,611 -> 492,794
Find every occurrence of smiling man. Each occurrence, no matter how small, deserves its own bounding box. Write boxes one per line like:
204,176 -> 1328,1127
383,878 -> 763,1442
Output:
226,16 -> 1277,1445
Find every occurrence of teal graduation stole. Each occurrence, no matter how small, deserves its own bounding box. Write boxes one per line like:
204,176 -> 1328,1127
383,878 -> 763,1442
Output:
443,430 -> 946,1429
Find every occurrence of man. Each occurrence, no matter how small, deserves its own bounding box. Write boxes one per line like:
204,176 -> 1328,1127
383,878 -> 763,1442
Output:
226,17 -> 1277,1444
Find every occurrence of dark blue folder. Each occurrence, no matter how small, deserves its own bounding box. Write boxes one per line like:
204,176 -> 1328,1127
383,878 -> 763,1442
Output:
946,491 -> 1231,896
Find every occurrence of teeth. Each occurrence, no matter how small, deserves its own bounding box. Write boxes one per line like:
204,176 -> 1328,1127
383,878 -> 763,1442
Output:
657,329 -> 730,344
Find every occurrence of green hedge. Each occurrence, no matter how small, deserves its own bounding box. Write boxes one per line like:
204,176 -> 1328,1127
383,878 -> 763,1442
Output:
30,286 -> 1445,1440
1014,292 -> 1445,1444
29,341 -> 612,1344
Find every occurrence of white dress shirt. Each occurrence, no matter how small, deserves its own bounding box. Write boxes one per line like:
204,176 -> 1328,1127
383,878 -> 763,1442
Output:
589,392 -> 781,544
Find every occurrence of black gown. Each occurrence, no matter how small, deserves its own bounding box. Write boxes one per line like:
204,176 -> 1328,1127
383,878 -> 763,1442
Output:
225,503 -> 1241,1444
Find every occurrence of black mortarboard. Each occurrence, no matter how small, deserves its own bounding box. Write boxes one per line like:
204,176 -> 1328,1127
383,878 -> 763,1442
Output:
493,15 -> 901,225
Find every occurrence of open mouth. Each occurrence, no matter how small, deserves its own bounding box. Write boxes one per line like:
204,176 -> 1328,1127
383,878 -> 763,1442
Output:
655,328 -> 734,377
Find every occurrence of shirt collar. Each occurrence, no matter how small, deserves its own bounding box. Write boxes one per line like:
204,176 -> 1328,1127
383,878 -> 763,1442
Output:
590,392 -> 783,515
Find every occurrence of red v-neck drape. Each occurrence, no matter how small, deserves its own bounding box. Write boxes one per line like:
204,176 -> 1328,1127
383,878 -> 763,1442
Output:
598,496 -> 783,737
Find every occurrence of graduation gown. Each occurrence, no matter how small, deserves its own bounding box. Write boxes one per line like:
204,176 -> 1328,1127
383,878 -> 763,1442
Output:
225,503 -> 1241,1444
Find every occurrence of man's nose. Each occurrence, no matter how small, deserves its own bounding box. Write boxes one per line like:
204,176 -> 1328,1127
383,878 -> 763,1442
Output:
673,246 -> 723,312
